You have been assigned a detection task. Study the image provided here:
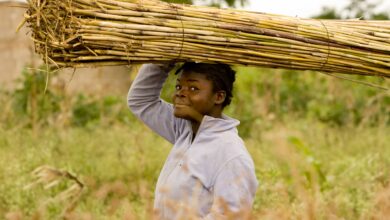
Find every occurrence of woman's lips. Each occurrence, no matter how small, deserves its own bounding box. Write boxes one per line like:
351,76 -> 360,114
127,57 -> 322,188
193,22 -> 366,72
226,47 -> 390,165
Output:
174,100 -> 190,106
174,104 -> 190,108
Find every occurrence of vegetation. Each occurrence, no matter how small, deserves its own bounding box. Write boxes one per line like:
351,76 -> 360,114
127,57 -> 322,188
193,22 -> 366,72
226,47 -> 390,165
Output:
0,64 -> 389,219
313,0 -> 389,19
1,0 -> 389,219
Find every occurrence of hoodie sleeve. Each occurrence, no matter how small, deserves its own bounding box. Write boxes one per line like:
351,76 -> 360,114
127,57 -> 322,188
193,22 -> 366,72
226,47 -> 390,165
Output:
127,64 -> 183,144
204,156 -> 258,220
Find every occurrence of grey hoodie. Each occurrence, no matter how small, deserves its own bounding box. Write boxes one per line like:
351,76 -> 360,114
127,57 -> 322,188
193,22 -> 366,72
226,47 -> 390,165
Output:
127,64 -> 258,219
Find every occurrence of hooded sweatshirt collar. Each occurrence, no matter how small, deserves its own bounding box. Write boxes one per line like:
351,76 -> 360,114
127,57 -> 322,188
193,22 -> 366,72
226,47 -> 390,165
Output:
188,114 -> 240,135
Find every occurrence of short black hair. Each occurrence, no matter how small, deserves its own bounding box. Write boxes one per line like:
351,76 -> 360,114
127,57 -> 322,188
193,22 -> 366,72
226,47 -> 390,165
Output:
175,62 -> 236,108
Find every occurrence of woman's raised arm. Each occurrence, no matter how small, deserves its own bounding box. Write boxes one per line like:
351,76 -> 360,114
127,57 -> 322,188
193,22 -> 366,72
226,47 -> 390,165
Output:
127,64 -> 184,144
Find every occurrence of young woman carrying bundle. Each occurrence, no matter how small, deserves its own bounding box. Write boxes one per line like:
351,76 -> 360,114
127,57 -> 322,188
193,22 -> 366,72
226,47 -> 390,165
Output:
127,63 -> 258,219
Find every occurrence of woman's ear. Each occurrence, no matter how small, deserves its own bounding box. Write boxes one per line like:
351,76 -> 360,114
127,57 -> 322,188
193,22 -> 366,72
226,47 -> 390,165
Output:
214,91 -> 226,105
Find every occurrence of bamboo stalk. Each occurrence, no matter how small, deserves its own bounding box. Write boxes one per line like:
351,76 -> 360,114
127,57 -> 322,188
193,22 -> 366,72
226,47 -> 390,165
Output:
24,0 -> 390,77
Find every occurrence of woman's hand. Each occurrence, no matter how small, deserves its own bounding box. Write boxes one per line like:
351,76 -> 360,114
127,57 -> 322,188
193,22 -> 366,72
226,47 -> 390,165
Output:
157,62 -> 176,72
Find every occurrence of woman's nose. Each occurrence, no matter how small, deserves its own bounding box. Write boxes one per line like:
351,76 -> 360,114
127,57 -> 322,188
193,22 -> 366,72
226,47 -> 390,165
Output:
176,88 -> 187,97
176,91 -> 185,97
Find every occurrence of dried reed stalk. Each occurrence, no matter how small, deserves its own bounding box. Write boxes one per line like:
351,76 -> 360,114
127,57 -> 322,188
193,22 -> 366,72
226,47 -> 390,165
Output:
24,0 -> 390,77
24,165 -> 85,216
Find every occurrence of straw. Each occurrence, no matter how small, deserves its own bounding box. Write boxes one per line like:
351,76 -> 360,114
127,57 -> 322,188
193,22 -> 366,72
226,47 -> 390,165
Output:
24,0 -> 390,77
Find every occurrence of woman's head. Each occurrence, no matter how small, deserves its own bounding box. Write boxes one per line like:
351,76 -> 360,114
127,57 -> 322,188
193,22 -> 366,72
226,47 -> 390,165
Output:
172,62 -> 236,121
175,63 -> 236,107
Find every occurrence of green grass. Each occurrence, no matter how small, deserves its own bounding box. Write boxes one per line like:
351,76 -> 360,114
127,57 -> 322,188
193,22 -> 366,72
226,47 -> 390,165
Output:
1,118 -> 389,219
1,65 -> 389,218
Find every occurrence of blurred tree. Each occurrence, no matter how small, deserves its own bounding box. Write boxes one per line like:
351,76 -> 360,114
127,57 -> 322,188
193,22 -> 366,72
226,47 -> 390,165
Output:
344,0 -> 388,19
312,6 -> 342,19
313,0 -> 389,20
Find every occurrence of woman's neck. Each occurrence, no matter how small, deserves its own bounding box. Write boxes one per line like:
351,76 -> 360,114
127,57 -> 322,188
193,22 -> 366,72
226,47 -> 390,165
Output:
191,111 -> 222,141
191,122 -> 200,141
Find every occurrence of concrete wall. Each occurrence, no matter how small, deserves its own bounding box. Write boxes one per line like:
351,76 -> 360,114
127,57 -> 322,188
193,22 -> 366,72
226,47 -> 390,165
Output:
0,2 -> 133,96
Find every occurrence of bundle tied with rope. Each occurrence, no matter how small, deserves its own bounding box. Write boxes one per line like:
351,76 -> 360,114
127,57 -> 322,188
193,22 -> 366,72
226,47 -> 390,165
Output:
22,0 -> 390,78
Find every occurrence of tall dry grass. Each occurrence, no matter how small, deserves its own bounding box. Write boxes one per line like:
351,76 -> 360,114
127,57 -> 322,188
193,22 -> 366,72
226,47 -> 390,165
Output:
1,118 -> 389,219
0,66 -> 388,219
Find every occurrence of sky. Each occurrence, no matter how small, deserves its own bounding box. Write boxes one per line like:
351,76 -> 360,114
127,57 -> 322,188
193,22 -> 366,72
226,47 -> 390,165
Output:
242,0 -> 390,18
2,0 -> 390,18
243,0 -> 349,17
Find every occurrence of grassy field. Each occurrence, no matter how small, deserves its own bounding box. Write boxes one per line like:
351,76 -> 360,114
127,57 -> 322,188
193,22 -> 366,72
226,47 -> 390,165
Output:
1,118 -> 389,219
1,66 -> 389,219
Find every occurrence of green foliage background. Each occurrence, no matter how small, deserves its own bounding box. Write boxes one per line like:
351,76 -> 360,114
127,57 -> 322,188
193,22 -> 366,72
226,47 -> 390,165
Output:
1,63 -> 389,218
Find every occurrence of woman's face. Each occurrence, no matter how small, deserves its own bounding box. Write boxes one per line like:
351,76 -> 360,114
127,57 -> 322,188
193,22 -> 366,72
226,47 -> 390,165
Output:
172,71 -> 224,121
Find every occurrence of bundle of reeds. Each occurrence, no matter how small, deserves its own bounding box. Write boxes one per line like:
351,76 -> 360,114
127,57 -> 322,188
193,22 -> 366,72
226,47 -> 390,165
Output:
23,0 -> 390,77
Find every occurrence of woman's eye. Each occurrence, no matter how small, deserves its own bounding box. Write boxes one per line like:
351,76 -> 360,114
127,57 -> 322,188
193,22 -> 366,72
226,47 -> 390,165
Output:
175,85 -> 181,90
190,87 -> 198,91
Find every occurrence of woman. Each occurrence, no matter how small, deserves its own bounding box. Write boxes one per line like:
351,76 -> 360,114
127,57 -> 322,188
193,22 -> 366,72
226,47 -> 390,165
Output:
127,63 -> 258,219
